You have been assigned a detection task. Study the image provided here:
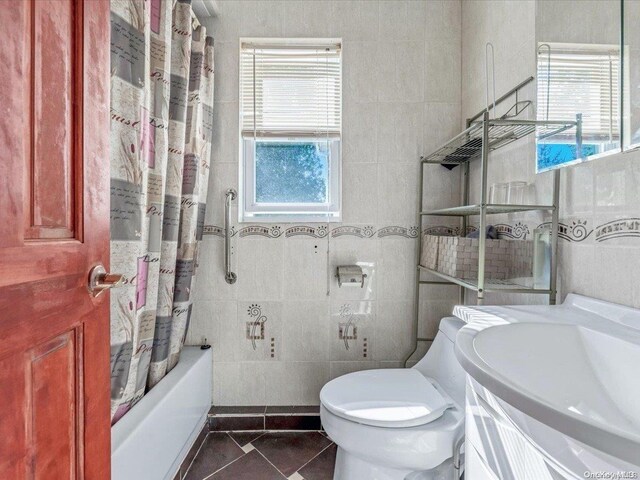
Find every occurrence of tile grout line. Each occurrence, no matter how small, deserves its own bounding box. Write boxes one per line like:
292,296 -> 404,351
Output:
290,440 -> 336,476
181,431 -> 210,480
227,432 -> 266,450
201,443 -> 250,480
252,446 -> 289,479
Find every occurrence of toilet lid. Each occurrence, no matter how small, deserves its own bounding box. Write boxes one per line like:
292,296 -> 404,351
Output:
320,369 -> 453,428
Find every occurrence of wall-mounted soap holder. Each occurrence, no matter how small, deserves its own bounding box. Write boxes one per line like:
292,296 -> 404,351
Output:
336,265 -> 367,288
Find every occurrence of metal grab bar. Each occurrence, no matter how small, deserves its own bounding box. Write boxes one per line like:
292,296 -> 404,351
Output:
224,188 -> 237,284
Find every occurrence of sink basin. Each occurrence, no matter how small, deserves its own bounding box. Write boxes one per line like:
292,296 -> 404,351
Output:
455,321 -> 640,465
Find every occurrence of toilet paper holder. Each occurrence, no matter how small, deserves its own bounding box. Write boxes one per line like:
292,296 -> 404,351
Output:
336,265 -> 367,288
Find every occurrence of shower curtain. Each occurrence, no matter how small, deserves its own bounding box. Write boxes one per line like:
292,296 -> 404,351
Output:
109,0 -> 215,424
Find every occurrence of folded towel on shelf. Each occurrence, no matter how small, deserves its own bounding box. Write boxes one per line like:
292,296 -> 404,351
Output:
466,225 -> 498,239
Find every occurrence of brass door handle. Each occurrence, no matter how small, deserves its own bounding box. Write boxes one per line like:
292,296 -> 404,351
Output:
88,264 -> 124,297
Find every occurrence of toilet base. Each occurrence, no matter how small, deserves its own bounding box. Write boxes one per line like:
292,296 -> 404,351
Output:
333,446 -> 456,480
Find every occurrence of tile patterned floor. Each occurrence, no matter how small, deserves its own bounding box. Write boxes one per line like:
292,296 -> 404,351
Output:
184,432 -> 336,480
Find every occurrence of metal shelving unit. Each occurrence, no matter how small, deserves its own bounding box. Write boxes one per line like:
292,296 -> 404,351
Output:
404,77 -> 582,365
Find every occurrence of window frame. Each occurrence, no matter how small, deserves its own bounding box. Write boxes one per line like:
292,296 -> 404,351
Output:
238,38 -> 342,223
241,136 -> 341,223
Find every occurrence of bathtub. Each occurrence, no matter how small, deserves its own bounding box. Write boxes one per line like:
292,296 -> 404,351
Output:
111,347 -> 212,480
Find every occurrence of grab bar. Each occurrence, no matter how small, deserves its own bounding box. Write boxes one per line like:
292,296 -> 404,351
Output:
224,188 -> 237,284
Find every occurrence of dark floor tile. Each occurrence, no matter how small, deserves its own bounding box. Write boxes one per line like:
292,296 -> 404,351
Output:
210,405 -> 266,415
210,415 -> 264,431
229,431 -> 265,447
211,450 -> 285,480
184,433 -> 244,480
265,414 -> 321,430
297,444 -> 337,480
252,432 -> 332,477
179,425 -> 208,478
265,405 -> 320,415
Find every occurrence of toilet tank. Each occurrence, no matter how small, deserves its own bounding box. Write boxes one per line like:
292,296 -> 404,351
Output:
412,317 -> 466,406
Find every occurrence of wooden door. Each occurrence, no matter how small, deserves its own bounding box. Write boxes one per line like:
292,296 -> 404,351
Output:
0,1 -> 111,479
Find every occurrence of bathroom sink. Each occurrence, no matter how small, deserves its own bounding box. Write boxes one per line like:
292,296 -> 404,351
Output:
455,322 -> 640,465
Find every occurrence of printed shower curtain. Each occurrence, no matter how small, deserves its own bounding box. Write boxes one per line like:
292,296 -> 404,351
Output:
109,0 -> 215,424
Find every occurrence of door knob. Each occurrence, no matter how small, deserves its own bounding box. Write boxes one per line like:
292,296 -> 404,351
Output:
88,264 -> 124,297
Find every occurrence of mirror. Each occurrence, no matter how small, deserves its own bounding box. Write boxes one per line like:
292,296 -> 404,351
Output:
535,0 -> 622,172
624,0 -> 640,149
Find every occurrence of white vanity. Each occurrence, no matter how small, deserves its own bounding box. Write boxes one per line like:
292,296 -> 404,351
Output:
454,294 -> 640,479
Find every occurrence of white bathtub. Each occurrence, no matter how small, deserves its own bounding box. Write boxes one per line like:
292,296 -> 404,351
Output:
112,347 -> 212,480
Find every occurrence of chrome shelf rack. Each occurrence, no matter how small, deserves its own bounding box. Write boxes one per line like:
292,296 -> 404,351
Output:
405,77 -> 581,366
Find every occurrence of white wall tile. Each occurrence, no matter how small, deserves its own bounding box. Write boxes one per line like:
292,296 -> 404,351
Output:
210,102 -> 239,164
264,361 -> 330,405
377,42 -> 425,103
186,300 -> 239,363
418,292 -> 457,339
422,102 -> 460,154
329,361 -> 378,380
239,0 -> 285,37
377,237 -> 417,301
283,0 -> 335,37
281,300 -> 331,361
342,100 -> 378,164
341,164 -> 379,224
283,238 -> 330,300
193,0 -> 463,406
374,300 -> 414,361
377,163 -> 420,224
424,38 -> 461,102
333,1 -> 379,41
379,0 -> 427,42
342,41 -> 379,103
213,361 -> 267,406
212,41 -> 239,103
377,102 -> 424,163
237,236 -> 284,301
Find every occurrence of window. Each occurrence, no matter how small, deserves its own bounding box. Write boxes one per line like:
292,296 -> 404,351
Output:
239,39 -> 342,222
536,43 -> 620,170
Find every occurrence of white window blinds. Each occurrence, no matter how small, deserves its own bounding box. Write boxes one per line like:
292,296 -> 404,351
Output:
537,45 -> 620,140
240,41 -> 342,138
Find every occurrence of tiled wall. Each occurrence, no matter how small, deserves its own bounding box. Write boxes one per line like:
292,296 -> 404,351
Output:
187,0 -> 463,405
460,0 -> 640,308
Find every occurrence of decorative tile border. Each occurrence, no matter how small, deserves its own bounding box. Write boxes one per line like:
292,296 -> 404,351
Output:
376,226 -> 419,238
422,225 -> 459,236
537,220 -> 592,242
238,225 -> 282,238
285,225 -> 328,238
203,224 -> 422,239
495,222 -> 530,240
331,225 -> 376,238
594,218 -> 640,242
202,218 -> 640,243
202,225 -> 227,237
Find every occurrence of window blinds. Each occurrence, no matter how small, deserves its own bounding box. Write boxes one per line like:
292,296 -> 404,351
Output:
240,41 -> 342,138
537,46 -> 620,140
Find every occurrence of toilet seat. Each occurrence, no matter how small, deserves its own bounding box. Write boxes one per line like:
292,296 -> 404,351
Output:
320,369 -> 453,428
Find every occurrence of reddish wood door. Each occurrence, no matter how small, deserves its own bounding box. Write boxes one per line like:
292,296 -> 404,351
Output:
0,1 -> 111,479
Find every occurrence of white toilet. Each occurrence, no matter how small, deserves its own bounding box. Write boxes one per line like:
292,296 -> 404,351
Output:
320,317 -> 466,480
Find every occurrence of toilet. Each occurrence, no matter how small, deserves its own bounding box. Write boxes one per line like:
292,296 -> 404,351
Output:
320,317 -> 466,480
